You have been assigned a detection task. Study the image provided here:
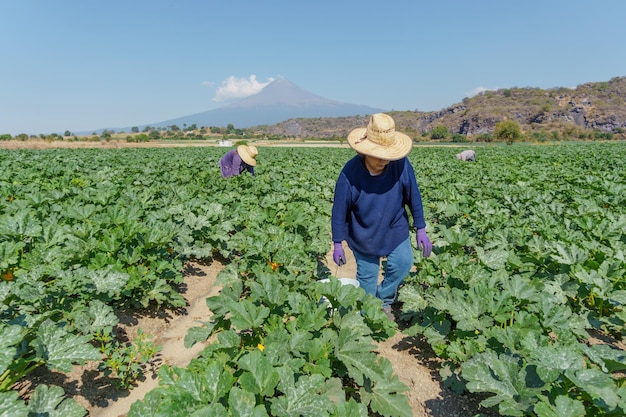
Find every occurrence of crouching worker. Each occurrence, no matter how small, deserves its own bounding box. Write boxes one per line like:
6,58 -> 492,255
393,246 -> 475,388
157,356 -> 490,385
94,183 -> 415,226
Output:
219,145 -> 258,178
455,149 -> 476,162
330,113 -> 432,321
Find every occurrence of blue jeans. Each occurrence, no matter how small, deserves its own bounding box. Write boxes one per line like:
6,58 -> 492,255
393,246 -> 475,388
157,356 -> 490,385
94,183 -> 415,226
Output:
353,237 -> 413,308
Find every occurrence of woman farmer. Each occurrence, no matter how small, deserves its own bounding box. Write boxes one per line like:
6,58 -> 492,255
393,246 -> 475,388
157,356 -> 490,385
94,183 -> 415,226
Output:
331,113 -> 432,321
219,145 -> 258,178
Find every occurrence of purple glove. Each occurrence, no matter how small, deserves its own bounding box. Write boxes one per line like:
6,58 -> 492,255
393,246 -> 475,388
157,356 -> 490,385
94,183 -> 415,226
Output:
332,242 -> 346,266
416,228 -> 432,257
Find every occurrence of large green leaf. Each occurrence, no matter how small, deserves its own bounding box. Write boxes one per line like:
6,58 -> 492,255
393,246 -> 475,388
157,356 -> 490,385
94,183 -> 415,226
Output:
237,350 -> 280,397
359,357 -> 411,417
0,391 -> 28,417
501,273 -> 540,302
335,316 -> 380,385
249,272 -> 290,308
445,286 -> 494,332
527,344 -> 584,384
0,210 -> 42,239
34,320 -> 101,373
183,321 -> 216,348
26,384 -> 86,417
228,386 -> 270,417
0,324 -> 24,374
477,246 -> 509,270
539,299 -> 589,339
132,361 -> 236,416
316,277 -> 366,311
572,266 -> 612,298
551,243 -> 588,266
534,394 -> 586,417
333,398 -> 368,416
565,368 -> 621,411
87,267 -> 130,296
224,298 -> 270,330
0,240 -> 25,269
463,351 -> 541,415
581,343 -> 626,373
196,361 -> 237,404
270,368 -> 331,417
71,299 -> 119,336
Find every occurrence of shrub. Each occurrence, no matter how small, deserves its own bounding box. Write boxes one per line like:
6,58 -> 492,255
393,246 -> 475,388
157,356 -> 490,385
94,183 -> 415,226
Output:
475,133 -> 494,142
494,120 -> 522,144
452,133 -> 468,143
430,126 -> 450,140
127,134 -> 150,143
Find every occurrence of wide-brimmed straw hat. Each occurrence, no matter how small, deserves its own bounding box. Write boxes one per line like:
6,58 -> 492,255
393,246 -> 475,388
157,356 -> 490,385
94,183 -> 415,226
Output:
237,145 -> 258,166
347,113 -> 413,160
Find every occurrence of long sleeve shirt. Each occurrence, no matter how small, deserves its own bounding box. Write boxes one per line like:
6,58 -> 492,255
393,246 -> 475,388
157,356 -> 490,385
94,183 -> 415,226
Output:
331,155 -> 426,257
219,149 -> 255,178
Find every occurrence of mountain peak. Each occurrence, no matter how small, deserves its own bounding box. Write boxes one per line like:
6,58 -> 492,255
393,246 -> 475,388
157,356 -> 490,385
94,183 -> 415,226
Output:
226,78 -> 339,108
93,79 -> 384,132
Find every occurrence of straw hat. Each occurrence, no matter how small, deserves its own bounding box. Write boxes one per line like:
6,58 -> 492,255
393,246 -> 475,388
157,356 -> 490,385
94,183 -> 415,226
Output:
347,113 -> 413,160
237,145 -> 258,166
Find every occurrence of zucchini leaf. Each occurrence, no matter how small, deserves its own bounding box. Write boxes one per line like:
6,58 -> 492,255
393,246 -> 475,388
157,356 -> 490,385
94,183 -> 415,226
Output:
34,320 -> 101,373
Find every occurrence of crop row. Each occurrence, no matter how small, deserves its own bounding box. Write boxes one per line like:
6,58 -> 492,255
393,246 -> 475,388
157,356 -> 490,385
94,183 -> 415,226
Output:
402,143 -> 626,416
1,143 -> 625,416
0,146 -> 407,416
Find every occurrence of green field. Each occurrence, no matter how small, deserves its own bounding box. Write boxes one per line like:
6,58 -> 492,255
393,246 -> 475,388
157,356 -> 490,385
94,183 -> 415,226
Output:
1,143 -> 625,416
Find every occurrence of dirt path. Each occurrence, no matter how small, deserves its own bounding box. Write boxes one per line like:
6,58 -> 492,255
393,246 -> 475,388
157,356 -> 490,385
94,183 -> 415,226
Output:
89,261 -> 225,416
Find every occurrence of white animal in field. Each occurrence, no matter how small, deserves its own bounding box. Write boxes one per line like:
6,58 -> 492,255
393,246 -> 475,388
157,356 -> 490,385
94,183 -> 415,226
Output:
455,150 -> 476,162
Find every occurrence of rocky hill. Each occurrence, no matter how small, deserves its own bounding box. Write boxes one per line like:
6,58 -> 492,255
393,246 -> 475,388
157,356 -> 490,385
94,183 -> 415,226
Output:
249,76 -> 626,140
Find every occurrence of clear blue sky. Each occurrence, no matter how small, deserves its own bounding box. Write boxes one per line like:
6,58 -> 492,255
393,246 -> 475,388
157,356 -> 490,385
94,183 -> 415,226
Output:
2,0 -> 625,135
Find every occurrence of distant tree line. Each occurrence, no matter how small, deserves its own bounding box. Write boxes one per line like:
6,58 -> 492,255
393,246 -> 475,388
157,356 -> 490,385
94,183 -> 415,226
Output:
418,119 -> 620,143
2,117 -> 622,144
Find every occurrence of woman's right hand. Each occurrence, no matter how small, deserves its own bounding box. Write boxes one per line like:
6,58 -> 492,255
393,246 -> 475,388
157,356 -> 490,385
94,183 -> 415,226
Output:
332,242 -> 346,266
416,228 -> 432,257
